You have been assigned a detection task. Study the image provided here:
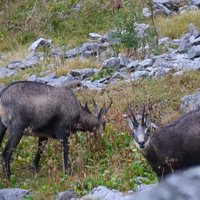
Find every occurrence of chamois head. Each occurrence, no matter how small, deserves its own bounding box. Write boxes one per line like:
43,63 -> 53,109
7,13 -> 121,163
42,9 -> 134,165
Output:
128,106 -> 152,149
79,100 -> 112,134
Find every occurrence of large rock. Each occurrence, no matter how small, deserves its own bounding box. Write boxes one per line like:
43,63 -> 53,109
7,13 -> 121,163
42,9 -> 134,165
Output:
134,166 -> 200,200
0,188 -> 31,200
81,42 -> 99,52
155,3 -> 173,15
138,59 -> 153,69
148,67 -> 170,79
152,53 -> 200,71
131,71 -> 149,80
0,67 -> 15,78
153,0 -> 180,11
102,57 -> 120,69
179,23 -> 199,53
70,68 -> 98,78
65,47 -> 83,58
82,80 -> 106,90
180,89 -> 200,113
7,61 -> 22,69
82,184 -> 156,200
189,35 -> 200,46
189,0 -> 200,7
28,38 -> 52,52
82,185 -> 134,200
65,42 -> 99,58
188,45 -> 200,58
56,189 -> 77,200
179,33 -> 192,52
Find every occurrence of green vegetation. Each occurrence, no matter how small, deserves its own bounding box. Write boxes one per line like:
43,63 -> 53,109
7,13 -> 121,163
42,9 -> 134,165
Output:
156,10 -> 200,38
1,0 -> 200,199
91,68 -> 115,81
1,71 -> 200,199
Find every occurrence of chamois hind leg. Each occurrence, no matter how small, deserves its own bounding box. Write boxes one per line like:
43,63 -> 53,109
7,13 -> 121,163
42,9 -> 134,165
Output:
31,136 -> 48,172
55,127 -> 70,174
0,120 -> 7,148
60,136 -> 70,174
2,123 -> 24,179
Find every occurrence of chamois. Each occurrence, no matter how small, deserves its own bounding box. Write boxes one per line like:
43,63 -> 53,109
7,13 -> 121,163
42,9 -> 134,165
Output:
128,106 -> 200,177
0,81 -> 111,179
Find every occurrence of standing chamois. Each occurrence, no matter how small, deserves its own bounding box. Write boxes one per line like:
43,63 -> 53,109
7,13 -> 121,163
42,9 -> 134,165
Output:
0,81 -> 111,179
128,106 -> 200,178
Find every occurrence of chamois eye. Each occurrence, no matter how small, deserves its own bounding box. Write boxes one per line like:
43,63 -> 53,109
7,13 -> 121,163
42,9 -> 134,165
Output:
131,131 -> 135,138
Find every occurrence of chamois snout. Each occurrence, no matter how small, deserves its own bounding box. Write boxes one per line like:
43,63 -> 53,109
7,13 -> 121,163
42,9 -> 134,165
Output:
80,100 -> 112,135
128,106 -> 151,150
93,123 -> 104,135
138,141 -> 145,149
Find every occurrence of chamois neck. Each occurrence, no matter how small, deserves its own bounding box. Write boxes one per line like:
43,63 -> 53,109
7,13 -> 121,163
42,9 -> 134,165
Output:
141,138 -> 156,161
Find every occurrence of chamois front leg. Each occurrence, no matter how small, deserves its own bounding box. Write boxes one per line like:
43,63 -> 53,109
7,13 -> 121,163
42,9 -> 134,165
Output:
31,136 -> 48,172
0,120 -> 7,148
2,123 -> 24,179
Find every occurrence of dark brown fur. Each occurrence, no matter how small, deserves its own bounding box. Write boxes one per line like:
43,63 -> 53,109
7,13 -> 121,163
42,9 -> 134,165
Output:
0,81 -> 110,178
129,108 -> 200,177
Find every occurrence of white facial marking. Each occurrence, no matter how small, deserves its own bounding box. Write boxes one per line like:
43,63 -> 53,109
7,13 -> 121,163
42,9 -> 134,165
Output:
138,134 -> 145,143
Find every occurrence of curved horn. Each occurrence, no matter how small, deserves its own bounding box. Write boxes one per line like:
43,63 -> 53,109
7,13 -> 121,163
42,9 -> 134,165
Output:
98,100 -> 112,118
141,105 -> 145,125
92,99 -> 99,116
128,106 -> 138,127
103,100 -> 112,115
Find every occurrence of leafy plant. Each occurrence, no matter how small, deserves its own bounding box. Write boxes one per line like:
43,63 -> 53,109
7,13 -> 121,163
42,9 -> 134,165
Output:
91,68 -> 114,81
113,5 -> 159,55
114,9 -> 142,50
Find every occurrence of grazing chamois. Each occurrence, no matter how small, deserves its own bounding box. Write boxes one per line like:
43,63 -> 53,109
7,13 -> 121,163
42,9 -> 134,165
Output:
128,106 -> 200,177
0,81 -> 111,179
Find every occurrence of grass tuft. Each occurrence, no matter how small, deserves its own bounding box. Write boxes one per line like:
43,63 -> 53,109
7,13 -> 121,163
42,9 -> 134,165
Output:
155,10 -> 200,39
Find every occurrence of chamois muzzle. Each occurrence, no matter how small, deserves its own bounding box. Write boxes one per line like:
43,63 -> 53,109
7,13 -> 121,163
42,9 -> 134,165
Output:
138,141 -> 145,149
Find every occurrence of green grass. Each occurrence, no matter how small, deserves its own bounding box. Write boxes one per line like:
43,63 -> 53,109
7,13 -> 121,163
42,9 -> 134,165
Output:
1,71 -> 200,199
0,0 -> 141,51
155,10 -> 200,39
1,0 -> 200,199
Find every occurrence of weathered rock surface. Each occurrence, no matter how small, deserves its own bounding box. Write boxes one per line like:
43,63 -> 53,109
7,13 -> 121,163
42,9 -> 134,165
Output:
82,185 -> 156,200
0,67 -> 15,78
2,22 -> 200,90
28,38 -> 52,52
188,45 -> 200,58
70,68 -> 98,78
189,0 -> 200,7
56,189 -> 77,200
0,188 -> 31,200
134,166 -> 200,200
180,89 -> 200,113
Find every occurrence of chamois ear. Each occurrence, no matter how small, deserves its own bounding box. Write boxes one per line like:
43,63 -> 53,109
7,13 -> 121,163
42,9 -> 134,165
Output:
144,115 -> 152,129
128,118 -> 134,130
